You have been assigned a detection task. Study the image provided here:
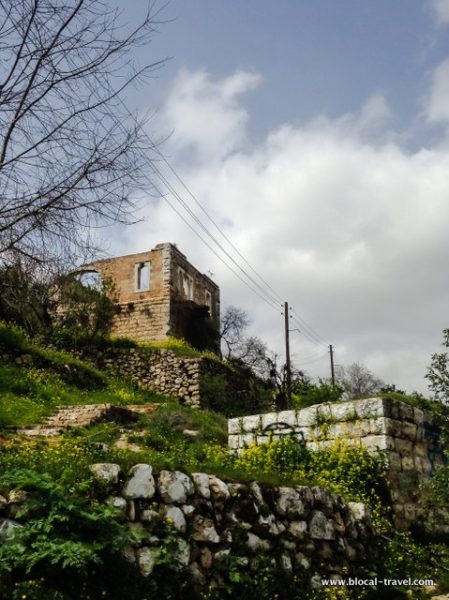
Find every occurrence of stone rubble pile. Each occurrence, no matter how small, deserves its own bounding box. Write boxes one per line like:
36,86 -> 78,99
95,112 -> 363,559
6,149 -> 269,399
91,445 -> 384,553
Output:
0,463 -> 374,588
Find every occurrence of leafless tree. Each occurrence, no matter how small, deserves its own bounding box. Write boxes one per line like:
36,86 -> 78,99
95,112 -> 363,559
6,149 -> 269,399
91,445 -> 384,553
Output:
0,0 -> 165,263
336,362 -> 384,400
219,305 -> 250,359
219,306 -> 272,374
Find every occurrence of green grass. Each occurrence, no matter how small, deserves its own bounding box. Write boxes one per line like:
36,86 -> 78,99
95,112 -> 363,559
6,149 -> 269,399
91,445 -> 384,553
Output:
0,322 -> 176,427
0,321 -> 108,389
49,326 -> 222,360
377,391 -> 449,415
0,363 -> 170,427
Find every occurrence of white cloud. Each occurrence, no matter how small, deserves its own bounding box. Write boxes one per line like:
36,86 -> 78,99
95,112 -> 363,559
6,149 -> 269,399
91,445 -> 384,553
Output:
157,68 -> 262,162
430,0 -> 449,25
118,68 -> 449,395
425,58 -> 449,123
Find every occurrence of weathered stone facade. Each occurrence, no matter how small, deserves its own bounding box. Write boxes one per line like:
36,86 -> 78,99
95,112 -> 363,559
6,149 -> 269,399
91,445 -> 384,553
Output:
0,464 -> 376,588
228,398 -> 446,530
78,243 -> 220,349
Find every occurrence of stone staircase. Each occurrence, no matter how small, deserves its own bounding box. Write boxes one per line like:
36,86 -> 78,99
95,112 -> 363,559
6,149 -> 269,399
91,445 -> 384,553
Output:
18,403 -> 158,437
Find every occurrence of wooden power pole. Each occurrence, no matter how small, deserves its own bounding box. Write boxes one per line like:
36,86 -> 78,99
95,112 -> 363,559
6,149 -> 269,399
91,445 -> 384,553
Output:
329,344 -> 335,388
284,301 -> 292,406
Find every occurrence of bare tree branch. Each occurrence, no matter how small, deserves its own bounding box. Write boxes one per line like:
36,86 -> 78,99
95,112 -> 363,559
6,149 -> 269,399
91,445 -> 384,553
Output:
0,0 -> 166,263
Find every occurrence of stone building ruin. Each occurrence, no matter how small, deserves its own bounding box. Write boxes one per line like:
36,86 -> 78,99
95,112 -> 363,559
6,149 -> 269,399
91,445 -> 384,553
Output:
78,243 -> 220,351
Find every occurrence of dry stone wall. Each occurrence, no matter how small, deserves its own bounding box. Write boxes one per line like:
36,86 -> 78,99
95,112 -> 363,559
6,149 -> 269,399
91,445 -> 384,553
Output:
69,345 -> 268,414
0,463 -> 376,589
228,398 -> 446,530
65,346 -> 203,405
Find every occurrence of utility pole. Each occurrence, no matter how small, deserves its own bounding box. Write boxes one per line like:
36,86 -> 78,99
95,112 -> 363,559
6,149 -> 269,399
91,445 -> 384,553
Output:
329,344 -> 335,388
284,301 -> 292,407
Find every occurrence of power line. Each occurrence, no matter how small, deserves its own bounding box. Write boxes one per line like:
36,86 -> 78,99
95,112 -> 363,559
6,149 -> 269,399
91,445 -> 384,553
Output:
291,308 -> 327,344
154,158 -> 330,347
112,95 -> 331,348
150,161 -> 282,309
148,178 -> 282,313
144,131 -> 329,346
293,351 -> 329,366
147,134 -> 286,306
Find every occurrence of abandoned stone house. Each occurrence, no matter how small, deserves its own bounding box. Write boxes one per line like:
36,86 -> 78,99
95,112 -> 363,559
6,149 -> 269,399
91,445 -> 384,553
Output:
77,243 -> 220,351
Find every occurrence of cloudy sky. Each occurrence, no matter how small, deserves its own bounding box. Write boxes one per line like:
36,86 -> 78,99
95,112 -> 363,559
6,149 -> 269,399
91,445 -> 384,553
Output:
108,0 -> 449,395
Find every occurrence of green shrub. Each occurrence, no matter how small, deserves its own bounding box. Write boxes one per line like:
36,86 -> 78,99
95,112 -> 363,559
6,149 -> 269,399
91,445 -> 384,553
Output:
291,377 -> 343,410
48,328 -> 138,351
0,363 -> 167,427
377,390 -> 449,415
0,468 -> 186,600
200,371 -> 272,417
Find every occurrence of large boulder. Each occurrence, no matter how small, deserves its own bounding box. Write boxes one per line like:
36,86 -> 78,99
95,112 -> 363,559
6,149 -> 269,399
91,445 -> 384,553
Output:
192,515 -> 220,543
90,463 -> 120,485
208,476 -> 230,502
246,532 -> 271,552
275,487 -> 306,519
160,505 -> 187,533
0,518 -> 23,541
309,511 -> 336,540
191,473 -> 210,499
122,464 -> 155,500
158,471 -> 194,504
136,547 -> 157,576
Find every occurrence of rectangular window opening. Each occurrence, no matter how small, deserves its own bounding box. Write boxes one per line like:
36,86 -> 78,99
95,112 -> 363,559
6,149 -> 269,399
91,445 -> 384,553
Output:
136,262 -> 150,291
178,267 -> 194,300
205,290 -> 212,315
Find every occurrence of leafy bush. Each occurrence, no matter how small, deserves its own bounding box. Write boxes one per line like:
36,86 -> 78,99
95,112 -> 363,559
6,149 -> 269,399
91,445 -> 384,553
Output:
0,469 -> 192,600
292,377 -> 344,410
201,437 -> 387,510
200,370 -> 272,418
54,275 -> 117,341
48,328 -> 138,351
0,439 -> 99,486
377,390 -> 449,415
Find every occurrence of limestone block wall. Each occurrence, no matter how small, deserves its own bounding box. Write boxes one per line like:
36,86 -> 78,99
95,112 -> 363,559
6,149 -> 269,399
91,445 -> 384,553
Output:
0,464 -> 375,588
228,398 -> 446,530
111,297 -> 171,343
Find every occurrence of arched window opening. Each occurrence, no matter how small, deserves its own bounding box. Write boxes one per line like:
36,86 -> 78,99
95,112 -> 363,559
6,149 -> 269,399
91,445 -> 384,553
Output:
77,270 -> 102,290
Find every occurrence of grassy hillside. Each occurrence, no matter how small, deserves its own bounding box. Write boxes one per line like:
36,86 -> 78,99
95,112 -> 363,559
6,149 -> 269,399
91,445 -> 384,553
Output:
1,323 -> 449,598
0,323 -> 173,427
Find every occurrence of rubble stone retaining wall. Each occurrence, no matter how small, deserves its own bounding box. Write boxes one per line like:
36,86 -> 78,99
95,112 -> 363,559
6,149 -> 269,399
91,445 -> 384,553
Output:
228,398 -> 446,530
0,464 -> 375,588
69,346 -> 269,414
86,346 -> 204,406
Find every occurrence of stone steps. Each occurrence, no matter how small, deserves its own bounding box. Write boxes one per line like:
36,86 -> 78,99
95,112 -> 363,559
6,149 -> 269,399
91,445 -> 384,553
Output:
18,402 -> 159,437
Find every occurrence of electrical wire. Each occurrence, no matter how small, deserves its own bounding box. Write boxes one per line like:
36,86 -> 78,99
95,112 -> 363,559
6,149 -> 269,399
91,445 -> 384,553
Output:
114,94 -> 331,349
291,309 -> 327,344
292,351 -> 329,366
149,161 -> 282,309
148,178 -> 282,313
147,133 -> 286,306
